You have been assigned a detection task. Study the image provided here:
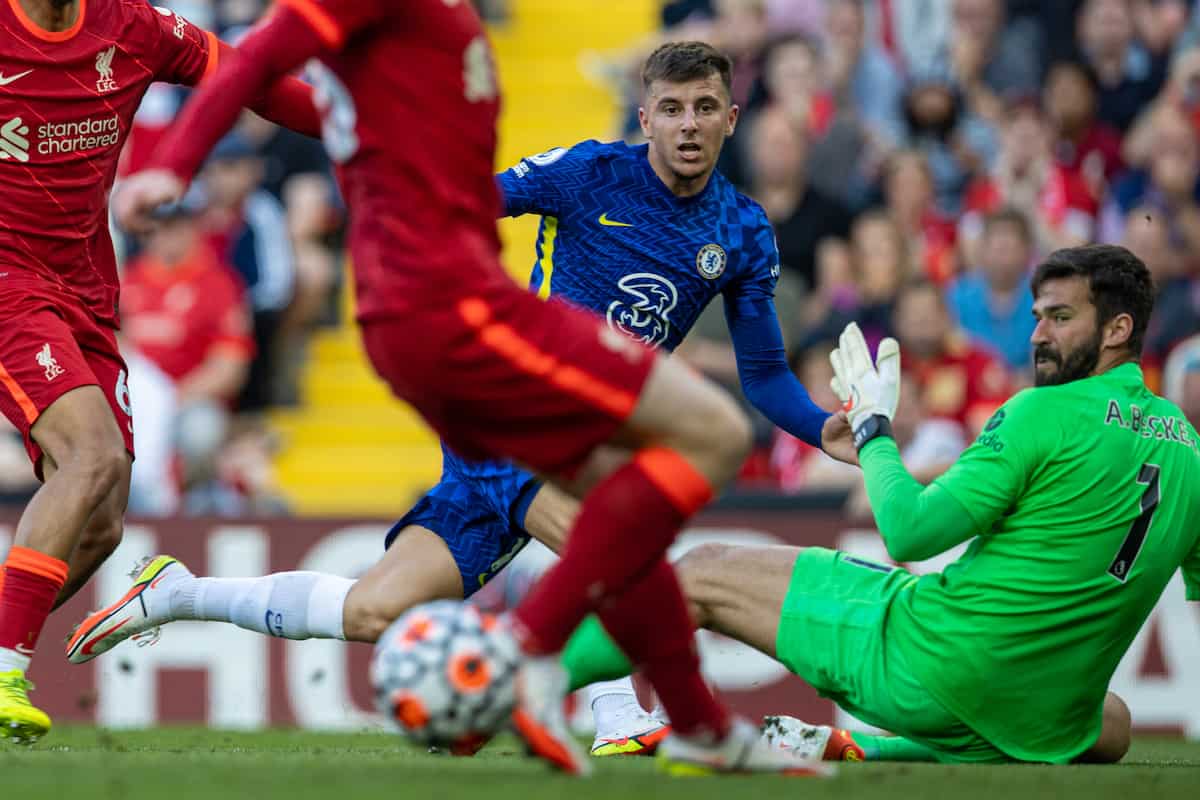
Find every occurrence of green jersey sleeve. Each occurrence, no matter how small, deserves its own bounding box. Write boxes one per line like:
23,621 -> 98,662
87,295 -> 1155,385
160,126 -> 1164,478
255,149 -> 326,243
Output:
931,388 -> 1056,535
859,437 -> 979,562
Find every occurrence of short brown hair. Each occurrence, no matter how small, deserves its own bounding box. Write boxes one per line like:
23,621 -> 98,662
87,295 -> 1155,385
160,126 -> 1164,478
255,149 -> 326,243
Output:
642,41 -> 733,98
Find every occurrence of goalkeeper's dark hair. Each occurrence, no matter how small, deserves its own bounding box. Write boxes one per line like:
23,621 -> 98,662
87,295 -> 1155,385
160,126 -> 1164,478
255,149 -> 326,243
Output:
642,41 -> 733,99
1031,244 -> 1156,358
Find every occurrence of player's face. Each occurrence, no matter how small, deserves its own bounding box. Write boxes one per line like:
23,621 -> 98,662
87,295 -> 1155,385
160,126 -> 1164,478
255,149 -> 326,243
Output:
1031,276 -> 1103,386
640,75 -> 738,190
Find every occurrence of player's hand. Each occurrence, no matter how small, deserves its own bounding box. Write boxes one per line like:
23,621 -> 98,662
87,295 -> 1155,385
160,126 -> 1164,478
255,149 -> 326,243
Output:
820,410 -> 858,466
114,170 -> 186,235
829,323 -> 900,447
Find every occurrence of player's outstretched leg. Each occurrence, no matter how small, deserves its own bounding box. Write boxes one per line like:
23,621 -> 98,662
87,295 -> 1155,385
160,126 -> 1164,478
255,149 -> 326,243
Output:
68,524 -> 464,662
588,678 -> 670,757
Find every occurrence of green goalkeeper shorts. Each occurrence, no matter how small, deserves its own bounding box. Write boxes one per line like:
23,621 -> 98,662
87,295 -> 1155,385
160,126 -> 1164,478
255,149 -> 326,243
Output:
775,547 -> 1010,763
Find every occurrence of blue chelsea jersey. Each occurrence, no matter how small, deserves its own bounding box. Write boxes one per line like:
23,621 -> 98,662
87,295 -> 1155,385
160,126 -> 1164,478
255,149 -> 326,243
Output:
497,140 -> 781,353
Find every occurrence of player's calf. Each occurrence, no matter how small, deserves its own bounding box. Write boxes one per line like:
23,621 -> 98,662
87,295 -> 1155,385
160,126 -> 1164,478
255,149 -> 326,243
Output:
1075,692 -> 1131,764
342,525 -> 466,642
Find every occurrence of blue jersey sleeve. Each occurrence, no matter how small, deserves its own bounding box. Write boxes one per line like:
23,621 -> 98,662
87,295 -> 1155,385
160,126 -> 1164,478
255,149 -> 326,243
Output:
725,219 -> 831,448
495,140 -> 600,218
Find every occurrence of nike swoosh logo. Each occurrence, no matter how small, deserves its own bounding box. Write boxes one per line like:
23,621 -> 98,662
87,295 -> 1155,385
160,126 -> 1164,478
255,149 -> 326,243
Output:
598,213 -> 634,228
0,70 -> 33,87
14,643 -> 34,656
81,617 -> 131,656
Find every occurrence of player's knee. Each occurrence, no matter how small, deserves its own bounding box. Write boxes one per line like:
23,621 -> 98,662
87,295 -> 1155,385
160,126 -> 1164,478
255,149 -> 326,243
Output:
674,542 -> 734,626
76,444 -> 128,499
343,586 -> 403,643
675,394 -> 752,486
77,512 -> 125,566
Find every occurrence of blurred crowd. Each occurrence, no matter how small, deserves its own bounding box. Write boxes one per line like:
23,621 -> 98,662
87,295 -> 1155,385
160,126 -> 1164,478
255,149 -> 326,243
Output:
2,0 -> 1200,518
599,0 -> 1200,512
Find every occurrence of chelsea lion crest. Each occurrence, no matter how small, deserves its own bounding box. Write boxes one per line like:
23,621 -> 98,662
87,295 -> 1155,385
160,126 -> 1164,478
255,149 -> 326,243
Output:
696,243 -> 726,280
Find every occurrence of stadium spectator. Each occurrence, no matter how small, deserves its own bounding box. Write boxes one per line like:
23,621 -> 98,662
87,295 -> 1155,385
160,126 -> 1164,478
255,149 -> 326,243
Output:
893,279 -> 1011,434
199,133 -> 295,411
1123,208 -> 1200,383
743,106 -> 852,288
881,150 -> 959,284
897,63 -> 998,214
938,0 -> 1044,123
121,200 -> 255,512
1075,0 -> 1169,132
959,98 -> 1095,263
797,211 -> 909,353
1044,60 -> 1126,199
1163,332 -> 1200,427
1121,46 -> 1200,168
1100,105 -> 1200,247
947,208 -> 1037,374
823,0 -> 906,150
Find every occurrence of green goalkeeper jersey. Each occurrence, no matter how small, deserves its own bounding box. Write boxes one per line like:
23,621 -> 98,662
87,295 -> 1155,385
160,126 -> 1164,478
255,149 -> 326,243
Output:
862,362 -> 1200,763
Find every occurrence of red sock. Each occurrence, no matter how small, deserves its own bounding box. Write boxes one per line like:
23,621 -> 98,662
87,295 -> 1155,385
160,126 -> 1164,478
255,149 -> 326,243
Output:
598,560 -> 729,740
514,446 -> 712,653
0,546 -> 69,658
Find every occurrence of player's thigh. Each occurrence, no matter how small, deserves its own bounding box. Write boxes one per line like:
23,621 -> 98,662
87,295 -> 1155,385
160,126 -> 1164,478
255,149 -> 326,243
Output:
360,283 -> 656,481
0,303 -> 123,479
344,525 -> 464,643
673,543 -> 802,658
521,482 -> 579,554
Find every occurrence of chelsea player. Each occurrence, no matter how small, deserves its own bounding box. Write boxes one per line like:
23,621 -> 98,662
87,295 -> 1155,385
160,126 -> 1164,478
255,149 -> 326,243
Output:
72,42 -> 851,760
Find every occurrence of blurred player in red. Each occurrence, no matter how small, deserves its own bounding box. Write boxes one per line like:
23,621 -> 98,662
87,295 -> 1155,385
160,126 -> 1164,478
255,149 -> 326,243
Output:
0,0 -> 322,743
115,2 -> 837,777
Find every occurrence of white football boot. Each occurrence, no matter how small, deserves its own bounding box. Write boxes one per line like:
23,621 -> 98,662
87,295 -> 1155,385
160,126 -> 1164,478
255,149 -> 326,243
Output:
761,715 -> 867,761
66,556 -> 191,664
657,718 -> 835,777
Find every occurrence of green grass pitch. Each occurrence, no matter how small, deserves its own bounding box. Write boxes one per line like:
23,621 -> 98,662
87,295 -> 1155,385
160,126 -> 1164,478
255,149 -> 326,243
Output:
4,728 -> 1198,799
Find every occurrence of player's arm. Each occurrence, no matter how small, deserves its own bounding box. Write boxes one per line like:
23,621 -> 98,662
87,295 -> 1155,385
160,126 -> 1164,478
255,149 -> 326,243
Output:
150,6 -> 321,138
724,221 -> 832,452
860,389 -> 1049,562
725,295 -> 829,448
163,1 -> 385,184
495,143 -> 597,218
204,40 -> 322,138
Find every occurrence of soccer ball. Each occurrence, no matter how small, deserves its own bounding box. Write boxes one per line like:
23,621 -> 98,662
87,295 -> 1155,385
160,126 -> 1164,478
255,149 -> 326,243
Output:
370,600 -> 519,754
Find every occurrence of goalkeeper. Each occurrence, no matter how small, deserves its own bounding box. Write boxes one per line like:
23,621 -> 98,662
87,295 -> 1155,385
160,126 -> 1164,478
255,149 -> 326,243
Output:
561,244 -> 1200,764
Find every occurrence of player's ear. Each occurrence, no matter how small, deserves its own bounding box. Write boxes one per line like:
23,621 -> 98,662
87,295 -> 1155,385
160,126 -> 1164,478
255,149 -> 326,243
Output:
638,106 -> 652,139
726,103 -> 740,137
1102,312 -> 1134,352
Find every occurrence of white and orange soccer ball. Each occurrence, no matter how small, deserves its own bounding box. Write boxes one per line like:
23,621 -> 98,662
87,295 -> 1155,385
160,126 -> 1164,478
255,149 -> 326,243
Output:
370,600 -> 519,755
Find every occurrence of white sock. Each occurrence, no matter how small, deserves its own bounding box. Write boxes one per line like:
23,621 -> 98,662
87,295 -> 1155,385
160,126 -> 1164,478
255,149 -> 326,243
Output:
170,572 -> 354,640
589,677 -> 641,732
0,647 -> 31,673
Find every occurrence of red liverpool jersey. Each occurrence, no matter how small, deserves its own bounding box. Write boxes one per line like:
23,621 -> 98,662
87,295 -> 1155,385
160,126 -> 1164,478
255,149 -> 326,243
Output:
157,0 -> 504,321
0,0 -> 218,326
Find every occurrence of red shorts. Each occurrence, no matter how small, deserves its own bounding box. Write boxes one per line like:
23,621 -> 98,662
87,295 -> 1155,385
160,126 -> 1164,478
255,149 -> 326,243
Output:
360,276 -> 656,479
0,285 -> 134,479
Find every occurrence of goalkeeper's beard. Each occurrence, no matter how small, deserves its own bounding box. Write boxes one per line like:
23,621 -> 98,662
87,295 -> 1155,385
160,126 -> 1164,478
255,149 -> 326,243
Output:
1033,329 -> 1102,387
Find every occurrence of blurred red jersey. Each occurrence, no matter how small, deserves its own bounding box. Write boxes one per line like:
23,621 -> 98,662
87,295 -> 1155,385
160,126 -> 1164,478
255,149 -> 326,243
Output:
157,0 -> 504,322
291,0 -> 502,320
0,0 -> 219,327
